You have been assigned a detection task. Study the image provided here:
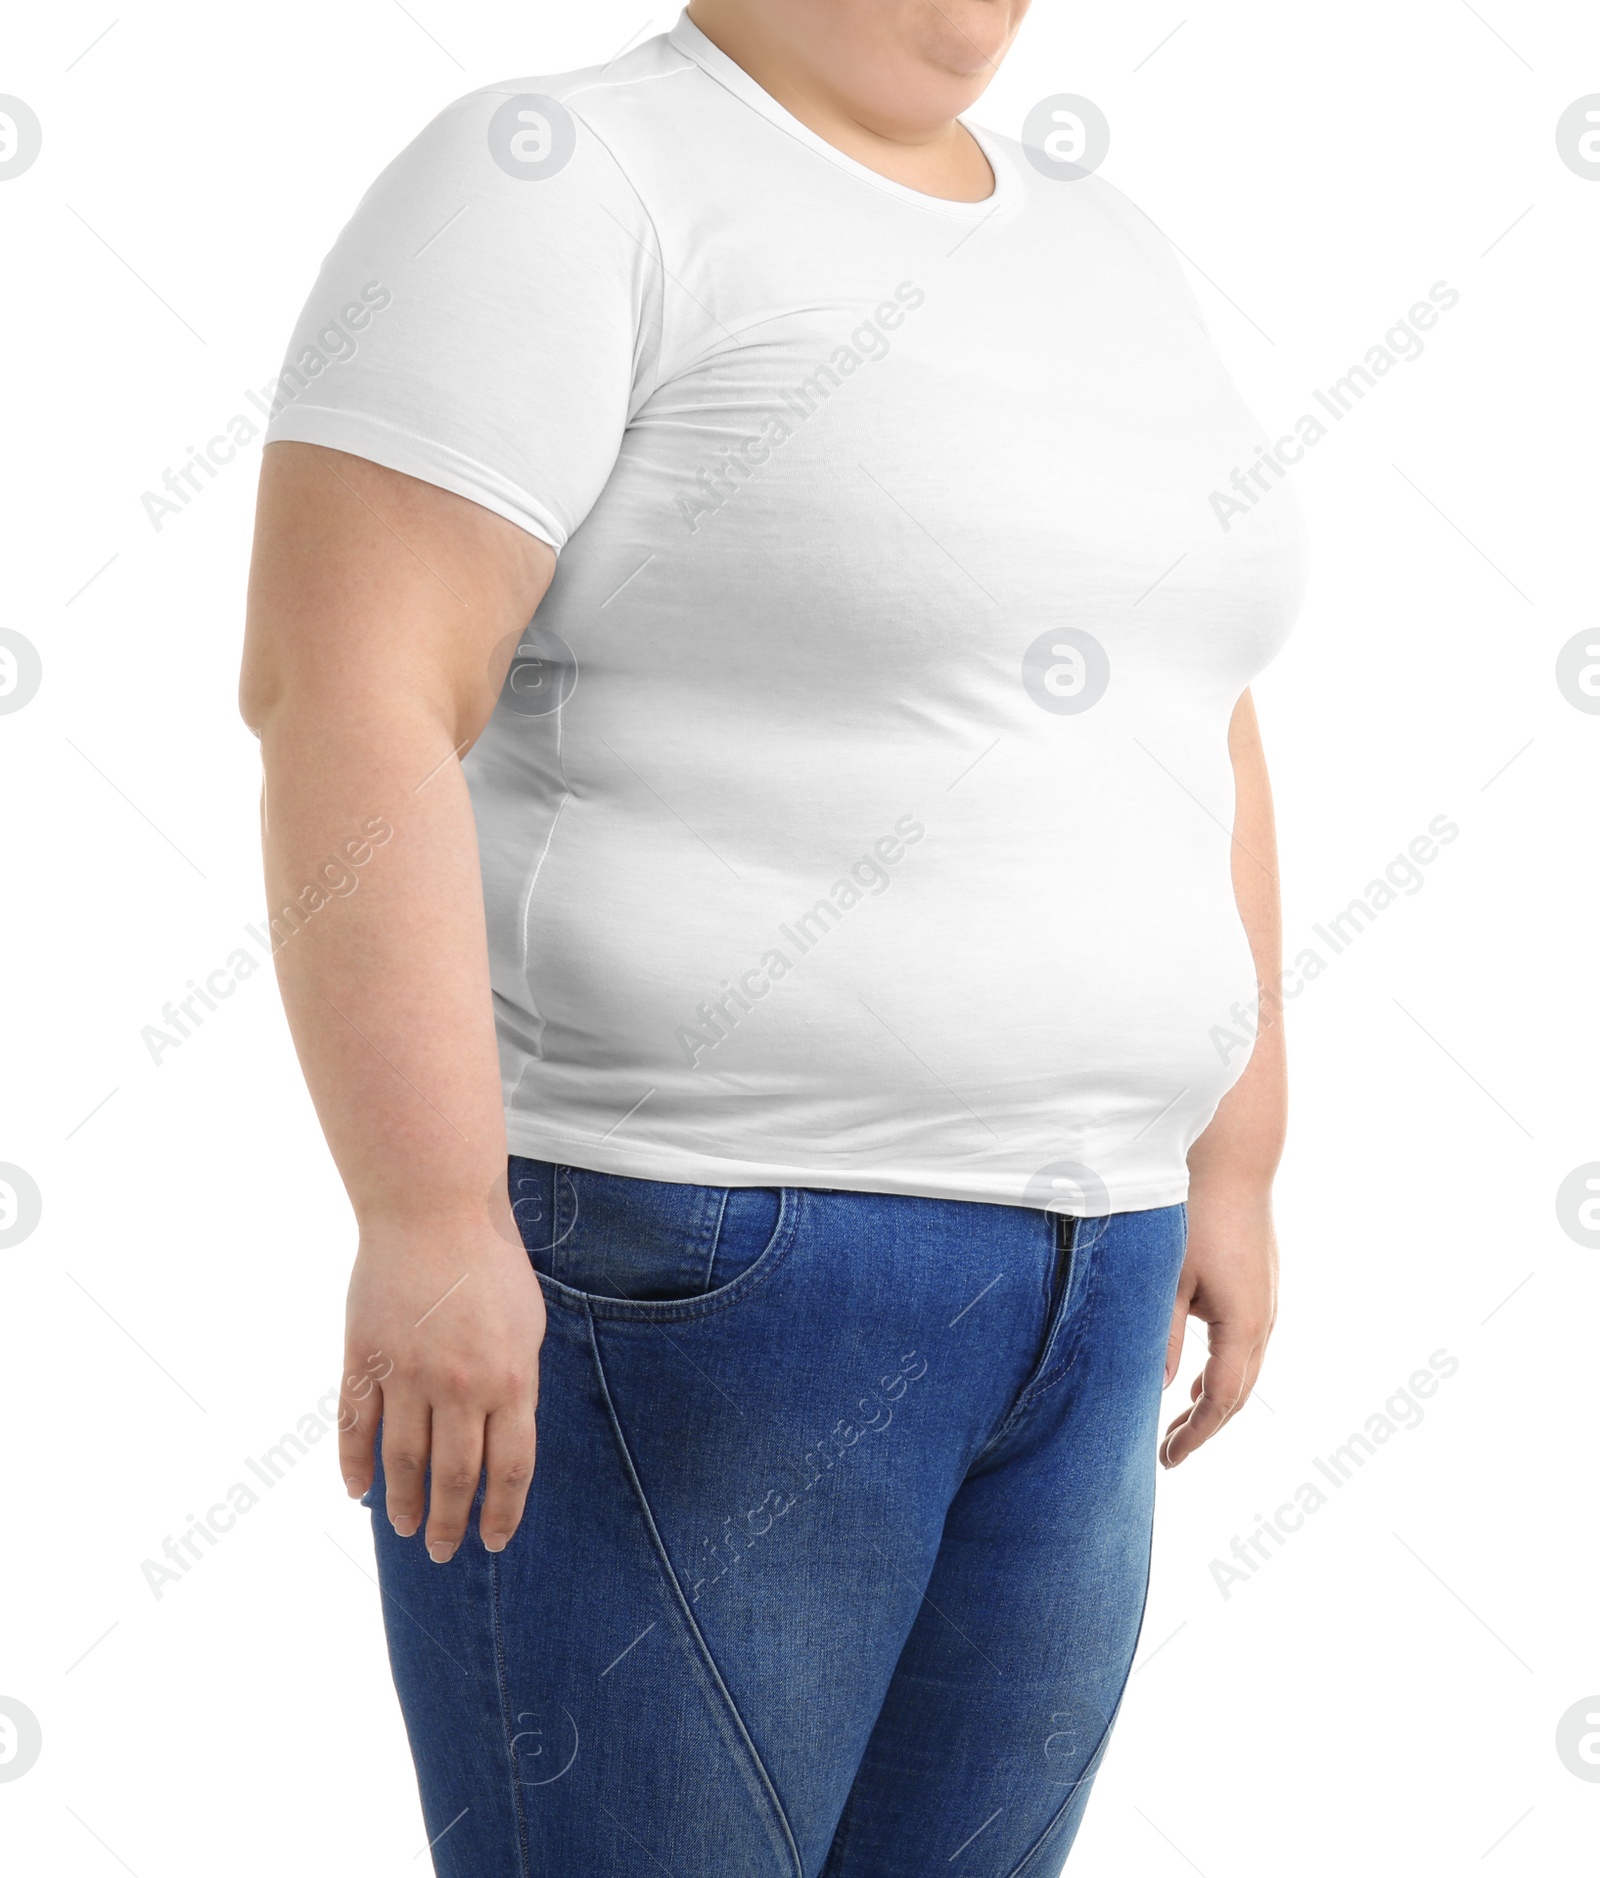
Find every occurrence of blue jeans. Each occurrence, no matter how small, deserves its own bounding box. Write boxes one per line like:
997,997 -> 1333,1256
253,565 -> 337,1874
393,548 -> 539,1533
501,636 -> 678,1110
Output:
367,1158 -> 1188,1876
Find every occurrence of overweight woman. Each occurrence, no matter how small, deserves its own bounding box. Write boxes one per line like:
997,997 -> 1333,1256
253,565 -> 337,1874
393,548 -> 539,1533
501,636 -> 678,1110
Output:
240,2 -> 1305,1871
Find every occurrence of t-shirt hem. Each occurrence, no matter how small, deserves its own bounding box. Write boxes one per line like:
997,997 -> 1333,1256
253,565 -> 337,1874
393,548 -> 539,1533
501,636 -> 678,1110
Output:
263,405 -> 567,551
502,1114 -> 1190,1217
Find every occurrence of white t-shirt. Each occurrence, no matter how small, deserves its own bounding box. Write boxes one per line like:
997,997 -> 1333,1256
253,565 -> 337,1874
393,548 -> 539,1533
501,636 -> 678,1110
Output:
265,11 -> 1307,1214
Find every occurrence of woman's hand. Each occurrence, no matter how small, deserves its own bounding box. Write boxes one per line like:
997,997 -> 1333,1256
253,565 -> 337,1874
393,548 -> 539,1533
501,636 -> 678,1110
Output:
1160,1179 -> 1277,1467
340,1217 -> 546,1560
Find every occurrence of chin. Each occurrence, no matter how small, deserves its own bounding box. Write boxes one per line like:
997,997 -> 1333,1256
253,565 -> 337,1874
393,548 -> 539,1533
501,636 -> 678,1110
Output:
910,0 -> 1019,78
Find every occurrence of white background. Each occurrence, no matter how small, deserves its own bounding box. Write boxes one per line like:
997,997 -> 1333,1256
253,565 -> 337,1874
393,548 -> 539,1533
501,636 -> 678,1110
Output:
1,2 -> 1596,1872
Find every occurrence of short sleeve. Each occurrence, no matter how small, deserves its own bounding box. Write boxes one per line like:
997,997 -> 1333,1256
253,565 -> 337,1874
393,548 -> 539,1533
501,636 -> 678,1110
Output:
263,84 -> 664,551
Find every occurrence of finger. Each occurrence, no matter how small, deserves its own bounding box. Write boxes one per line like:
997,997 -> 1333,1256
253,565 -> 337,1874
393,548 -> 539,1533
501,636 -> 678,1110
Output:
479,1402 -> 538,1553
381,1395 -> 432,1538
1162,1333 -> 1261,1465
337,1362 -> 382,1501
1161,1343 -> 1252,1464
1160,1325 -> 1264,1468
1164,1286 -> 1194,1389
423,1403 -> 486,1564
1203,1330 -> 1263,1409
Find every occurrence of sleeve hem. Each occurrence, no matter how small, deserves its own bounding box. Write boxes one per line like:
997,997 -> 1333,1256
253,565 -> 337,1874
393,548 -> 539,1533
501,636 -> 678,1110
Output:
262,404 -> 567,551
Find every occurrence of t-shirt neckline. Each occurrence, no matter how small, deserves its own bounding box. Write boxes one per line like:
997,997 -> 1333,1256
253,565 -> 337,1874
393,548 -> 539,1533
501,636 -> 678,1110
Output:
667,10 -> 1018,221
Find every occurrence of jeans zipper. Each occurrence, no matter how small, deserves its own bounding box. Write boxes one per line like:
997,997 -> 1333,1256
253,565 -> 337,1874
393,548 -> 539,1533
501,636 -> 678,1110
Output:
1023,1209 -> 1075,1379
974,1211 -> 1083,1458
1051,1209 -> 1075,1311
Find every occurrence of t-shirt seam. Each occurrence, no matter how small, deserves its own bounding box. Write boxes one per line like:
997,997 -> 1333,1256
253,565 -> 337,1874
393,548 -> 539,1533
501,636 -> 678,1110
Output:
560,50 -> 702,108
564,80 -> 689,415
563,66 -> 849,405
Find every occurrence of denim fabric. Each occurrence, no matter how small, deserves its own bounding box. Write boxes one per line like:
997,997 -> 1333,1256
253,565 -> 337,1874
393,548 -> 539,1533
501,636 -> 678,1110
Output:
367,1158 -> 1187,1877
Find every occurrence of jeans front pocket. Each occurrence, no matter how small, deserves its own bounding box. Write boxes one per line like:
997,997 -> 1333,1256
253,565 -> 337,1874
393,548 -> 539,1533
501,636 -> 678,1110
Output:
507,1157 -> 787,1309
704,1184 -> 783,1292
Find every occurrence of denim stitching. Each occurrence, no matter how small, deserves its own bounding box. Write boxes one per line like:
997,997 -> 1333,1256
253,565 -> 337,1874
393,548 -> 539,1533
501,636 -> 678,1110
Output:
1012,1213 -> 1108,1409
1000,1494 -> 1159,1878
583,1306 -> 804,1877
536,1186 -> 802,1324
510,1158 -> 574,1265
1003,1716 -> 1114,1878
701,1187 -> 731,1293
818,1451 -> 1156,1878
488,1548 -> 536,1878
967,1214 -> 1087,1465
1023,1204 -> 1186,1418
545,1161 -> 582,1281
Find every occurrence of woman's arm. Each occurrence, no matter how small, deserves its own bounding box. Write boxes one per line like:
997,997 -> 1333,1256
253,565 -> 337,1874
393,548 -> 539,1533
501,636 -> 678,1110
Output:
240,442 -> 556,1558
1161,688 -> 1285,1466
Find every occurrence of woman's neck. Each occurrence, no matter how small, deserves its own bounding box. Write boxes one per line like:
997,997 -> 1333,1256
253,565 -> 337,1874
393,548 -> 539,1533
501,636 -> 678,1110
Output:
683,0 -> 1012,203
